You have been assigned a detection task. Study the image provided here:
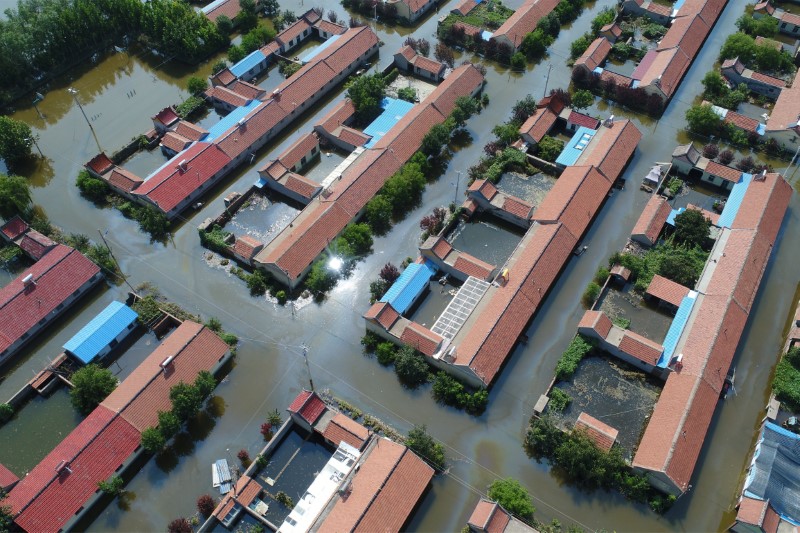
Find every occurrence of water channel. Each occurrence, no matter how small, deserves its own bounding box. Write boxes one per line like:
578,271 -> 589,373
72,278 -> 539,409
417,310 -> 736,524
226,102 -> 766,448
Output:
1,0 -> 799,530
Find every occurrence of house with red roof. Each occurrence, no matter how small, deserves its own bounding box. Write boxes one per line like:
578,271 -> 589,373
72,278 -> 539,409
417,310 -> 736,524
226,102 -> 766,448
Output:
764,69 -> 800,151
721,57 -> 786,99
575,412 -> 619,452
467,498 -> 539,532
519,107 -> 559,145
491,0 -> 560,51
231,235 -> 264,263
467,179 -> 534,228
573,37 -> 612,77
631,195 -> 671,246
6,320 -> 231,532
19,230 -> 55,260
287,389 -> 328,431
388,0 -> 438,23
452,0 -> 479,16
0,244 -> 102,367
201,0 -> 241,23
393,45 -> 447,82
151,106 -> 180,133
0,215 -> 28,243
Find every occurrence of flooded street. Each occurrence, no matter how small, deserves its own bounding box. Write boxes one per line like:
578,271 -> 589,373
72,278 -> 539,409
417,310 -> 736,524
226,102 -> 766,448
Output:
2,0 -> 799,531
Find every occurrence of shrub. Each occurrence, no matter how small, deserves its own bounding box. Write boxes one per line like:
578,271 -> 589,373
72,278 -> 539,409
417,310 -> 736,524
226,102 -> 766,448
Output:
256,454 -> 269,469
548,387 -> 571,412
158,410 -> 181,440
406,424 -> 445,471
593,267 -> 609,285
167,518 -> 193,533
194,370 -> 216,400
260,422 -> 273,440
380,263 -> 400,284
570,33 -> 593,60
488,478 -> 535,522
197,494 -> 216,518
674,208 -> 710,249
305,258 -> 339,295
275,290 -> 287,305
736,156 -> 756,172
773,356 -> 800,411
187,76 -> 208,95
75,170 -> 109,202
555,335 -> 593,381
340,223 -> 373,256
361,332 -> 381,353
571,89 -> 594,110
70,364 -> 118,415
237,449 -> 250,467
394,347 -> 430,389
175,95 -> 205,119
276,491 -> 294,508
510,51 -> 526,69
142,426 -> 166,453
0,403 -> 13,423
170,381 -> 203,421
376,342 -> 397,366
582,281 -> 601,308
718,149 -> 734,165
537,135 -> 565,162
246,269 -> 269,296
98,474 -> 124,495
702,143 -> 719,159
397,86 -> 417,102
431,372 -> 489,415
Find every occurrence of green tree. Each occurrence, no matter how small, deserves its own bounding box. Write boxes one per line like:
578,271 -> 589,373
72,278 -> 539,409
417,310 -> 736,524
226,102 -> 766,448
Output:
570,33 -> 593,60
659,251 -> 701,287
0,173 -> 32,219
571,89 -> 594,110
720,32 -> 756,63
421,123 -> 451,156
98,474 -> 125,495
194,370 -> 217,400
137,206 -> 170,237
340,223 -> 373,256
70,364 -> 118,415
187,76 -> 208,95
521,29 -> 549,58
492,123 -> 520,147
75,169 -> 109,202
169,381 -> 202,420
701,71 -> 728,98
346,73 -> 387,124
228,44 -> 246,63
685,104 -> 721,136
141,426 -> 167,453
537,135 -> 565,162
262,0 -> 280,17
216,15 -> 233,35
376,342 -> 397,365
305,258 -> 338,295
0,403 -> 13,423
406,424 -> 445,471
488,478 -> 535,522
736,14 -> 778,37
0,116 -> 35,165
452,96 -> 479,126
393,346 -> 430,388
212,59 -> 228,74
673,208 -> 710,248
591,7 -> 616,33
267,408 -> 282,427
510,51 -> 526,69
157,410 -> 181,439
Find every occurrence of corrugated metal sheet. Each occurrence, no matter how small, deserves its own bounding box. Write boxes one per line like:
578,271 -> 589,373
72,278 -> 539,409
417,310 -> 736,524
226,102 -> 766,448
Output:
204,99 -> 263,142
658,291 -> 697,366
379,261 -> 437,314
301,34 -> 341,63
555,127 -> 597,167
230,50 -> 267,78
718,172 -> 753,228
63,301 -> 138,364
363,98 -> 415,148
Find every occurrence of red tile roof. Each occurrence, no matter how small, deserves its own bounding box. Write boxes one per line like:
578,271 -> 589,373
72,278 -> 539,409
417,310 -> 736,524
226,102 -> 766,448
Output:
85,153 -> 114,176
101,322 -> 229,432
153,107 -> 179,127
706,229 -> 771,314
647,274 -> 690,307
107,166 -> 143,193
578,310 -> 612,338
632,195 -> 670,245
203,0 -> 241,22
404,0 -> 433,14
228,79 -> 266,100
737,497 -> 770,528
453,21 -> 483,38
400,322 -> 443,356
731,172 -> 792,245
486,505 -> 513,532
755,36 -> 783,51
175,121 -> 208,142
161,131 -> 193,153
763,501 -> 781,533
493,0 -> 560,48
766,69 -> 800,134
336,126 -> 371,147
686,204 -> 719,226
322,413 -> 369,450
610,264 -> 631,280
287,390 -> 327,425
645,1 -> 672,15
575,412 -> 619,452
502,195 -> 533,219
723,110 -> 761,133
468,499 -> 498,530
318,438 -> 433,532
278,132 -> 318,169
431,236 -> 453,259
575,37 -> 612,72
364,301 -> 401,330
657,14 -> 709,58
469,179 -> 498,200
599,69 -> 633,88
618,330 -> 663,365
704,160 -> 741,183
750,70 -> 785,88
0,462 -> 19,490
0,244 -> 100,356
576,120 -> 642,181
453,253 -> 495,280
639,47 -> 691,98
315,99 -> 357,134
276,18 -> 312,47
532,165 -> 611,241
411,54 -> 445,78
452,0 -> 479,15
282,173 -> 320,200
456,222 -> 577,384
19,230 -> 55,261
136,142 -> 232,215
568,111 -> 600,130
520,108 -> 558,143
205,85 -> 250,108
315,19 -> 347,36
233,235 -> 263,261
1,215 -> 28,241
781,11 -> 800,26
212,68 -> 236,87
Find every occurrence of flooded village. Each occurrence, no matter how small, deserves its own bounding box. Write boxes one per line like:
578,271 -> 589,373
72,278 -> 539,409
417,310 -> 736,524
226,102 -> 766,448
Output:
1,0 -> 800,531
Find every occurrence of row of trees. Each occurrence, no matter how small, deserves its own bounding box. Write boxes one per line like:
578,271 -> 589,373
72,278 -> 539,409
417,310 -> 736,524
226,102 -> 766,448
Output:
720,32 -> 794,74
572,67 -> 664,116
0,0 -> 228,105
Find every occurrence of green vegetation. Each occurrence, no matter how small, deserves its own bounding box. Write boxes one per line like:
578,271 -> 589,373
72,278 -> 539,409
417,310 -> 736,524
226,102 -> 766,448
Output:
591,7 -> 616,33
361,332 -> 382,353
431,372 -> 489,415
376,342 -> 397,365
554,335 -> 594,381
610,240 -> 708,292
673,208 -> 711,249
98,474 -> 125,495
346,73 -> 387,124
570,32 -> 594,60
0,403 -> 13,424
112,198 -> 170,238
582,281 -> 601,308
720,32 -> 794,74
187,76 -> 208,96
131,294 -> 162,325
0,173 -> 32,219
397,86 -> 417,102
1,490 -> 11,531
612,316 -> 631,329
394,346 -> 431,389
199,225 -> 232,254
537,136 -> 565,162
439,0 -> 514,31
571,89 -> 594,110
666,177 -> 683,196
141,426 -> 167,453
488,478 -> 535,522
278,60 -> 302,78
685,104 -> 722,136
76,170 -> 110,203
0,116 -> 35,167
175,95 -> 206,120
593,266 -> 610,285
701,71 -> 749,110
526,417 -> 676,513
157,410 -> 181,440
169,381 -> 203,420
773,346 -> 800,411
275,491 -> 294,508
736,13 -> 778,38
406,424 -> 446,471
548,387 -> 572,412
70,364 -> 118,415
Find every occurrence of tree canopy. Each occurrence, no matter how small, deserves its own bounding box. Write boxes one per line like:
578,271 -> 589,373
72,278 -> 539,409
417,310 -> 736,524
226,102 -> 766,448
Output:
70,364 -> 118,415
673,208 -> 710,249
169,381 -> 203,420
487,478 -> 535,522
0,173 -> 32,219
346,73 -> 387,124
685,104 -> 721,136
393,347 -> 430,389
406,424 -> 445,471
0,116 -> 35,166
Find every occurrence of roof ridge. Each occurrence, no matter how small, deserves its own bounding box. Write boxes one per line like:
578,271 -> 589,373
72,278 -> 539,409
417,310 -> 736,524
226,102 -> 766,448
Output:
349,441 -> 408,531
0,245 -> 73,313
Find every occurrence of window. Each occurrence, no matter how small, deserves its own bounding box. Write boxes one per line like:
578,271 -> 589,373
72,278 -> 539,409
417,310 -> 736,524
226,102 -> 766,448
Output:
110,339 -> 119,348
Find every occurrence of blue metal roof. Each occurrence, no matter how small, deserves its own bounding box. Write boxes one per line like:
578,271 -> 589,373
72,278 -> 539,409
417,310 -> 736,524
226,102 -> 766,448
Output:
363,98 -> 416,148
201,0 -> 226,13
666,207 -> 685,226
718,172 -> 752,228
230,50 -> 267,78
301,35 -> 341,63
379,261 -> 437,315
204,99 -> 263,142
481,30 -> 493,41
63,301 -> 138,364
658,291 -> 698,367
555,126 -> 597,167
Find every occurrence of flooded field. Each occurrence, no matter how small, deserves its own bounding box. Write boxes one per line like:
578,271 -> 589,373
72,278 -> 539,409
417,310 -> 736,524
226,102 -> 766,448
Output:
1,0 -> 800,530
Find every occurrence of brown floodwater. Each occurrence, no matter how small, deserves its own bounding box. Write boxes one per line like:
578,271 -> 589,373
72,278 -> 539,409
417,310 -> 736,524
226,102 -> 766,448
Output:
2,0 -> 799,531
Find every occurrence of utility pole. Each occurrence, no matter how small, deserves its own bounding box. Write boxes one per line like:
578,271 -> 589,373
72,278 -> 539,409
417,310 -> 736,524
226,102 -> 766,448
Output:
32,92 -> 44,119
784,144 -> 800,180
25,137 -> 43,157
69,87 -> 102,151
453,170 -> 462,205
543,64 -> 552,98
302,344 -> 315,392
97,229 -> 136,293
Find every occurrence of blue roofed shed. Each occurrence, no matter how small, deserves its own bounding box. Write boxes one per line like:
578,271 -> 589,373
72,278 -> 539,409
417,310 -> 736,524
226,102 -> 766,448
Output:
63,301 -> 139,364
658,291 -> 698,367
230,50 -> 268,79
555,127 -> 597,167
379,261 -> 437,315
363,98 -> 416,148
